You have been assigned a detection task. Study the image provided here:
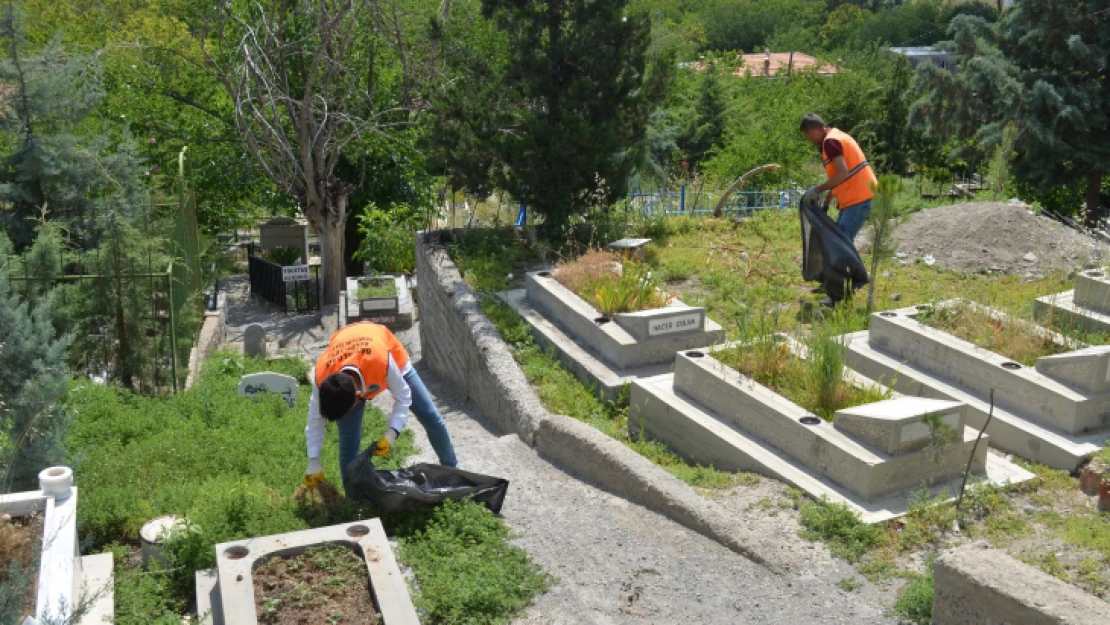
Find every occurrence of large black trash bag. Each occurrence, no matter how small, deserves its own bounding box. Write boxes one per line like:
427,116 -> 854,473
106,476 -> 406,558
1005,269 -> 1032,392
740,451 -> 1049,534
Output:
343,449 -> 509,514
799,197 -> 869,302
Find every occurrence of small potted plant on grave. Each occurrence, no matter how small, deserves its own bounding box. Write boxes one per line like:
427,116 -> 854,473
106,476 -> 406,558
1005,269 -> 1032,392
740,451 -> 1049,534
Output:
356,276 -> 399,315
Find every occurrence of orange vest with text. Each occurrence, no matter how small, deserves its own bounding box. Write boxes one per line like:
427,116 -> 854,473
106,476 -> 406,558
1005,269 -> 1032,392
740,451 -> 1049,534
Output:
314,322 -> 409,400
822,128 -> 877,210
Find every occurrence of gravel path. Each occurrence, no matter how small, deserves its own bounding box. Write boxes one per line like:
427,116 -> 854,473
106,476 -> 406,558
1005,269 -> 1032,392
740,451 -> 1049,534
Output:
891,201 -> 1108,276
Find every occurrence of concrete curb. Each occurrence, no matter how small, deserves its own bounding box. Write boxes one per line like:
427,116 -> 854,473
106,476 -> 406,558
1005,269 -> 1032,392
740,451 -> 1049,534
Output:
416,230 -> 779,571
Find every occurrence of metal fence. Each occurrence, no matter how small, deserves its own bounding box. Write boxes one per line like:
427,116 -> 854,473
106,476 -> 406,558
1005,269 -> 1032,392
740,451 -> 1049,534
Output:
247,254 -> 321,313
627,185 -> 799,217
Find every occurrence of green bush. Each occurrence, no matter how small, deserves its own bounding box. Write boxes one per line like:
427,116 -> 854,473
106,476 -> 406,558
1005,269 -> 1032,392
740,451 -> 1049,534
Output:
264,246 -> 303,266
396,499 -> 550,625
354,203 -> 424,274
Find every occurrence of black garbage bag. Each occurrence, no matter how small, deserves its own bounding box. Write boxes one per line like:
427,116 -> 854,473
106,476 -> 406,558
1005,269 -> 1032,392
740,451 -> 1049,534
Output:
799,197 -> 869,302
343,449 -> 509,514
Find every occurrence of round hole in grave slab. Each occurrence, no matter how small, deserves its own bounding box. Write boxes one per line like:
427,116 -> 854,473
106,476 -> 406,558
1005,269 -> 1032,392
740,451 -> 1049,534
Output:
1001,361 -> 1023,370
223,546 -> 249,560
594,316 -> 611,325
879,312 -> 897,318
799,416 -> 822,426
686,351 -> 705,358
346,524 -> 370,538
537,271 -> 552,278
46,468 -> 66,477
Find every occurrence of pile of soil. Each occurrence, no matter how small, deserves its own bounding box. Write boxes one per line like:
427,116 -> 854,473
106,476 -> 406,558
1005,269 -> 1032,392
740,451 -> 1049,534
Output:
253,544 -> 379,625
891,202 -> 1109,275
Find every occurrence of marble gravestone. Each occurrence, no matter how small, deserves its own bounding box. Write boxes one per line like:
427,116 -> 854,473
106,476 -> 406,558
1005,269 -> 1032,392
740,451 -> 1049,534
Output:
237,372 -> 298,408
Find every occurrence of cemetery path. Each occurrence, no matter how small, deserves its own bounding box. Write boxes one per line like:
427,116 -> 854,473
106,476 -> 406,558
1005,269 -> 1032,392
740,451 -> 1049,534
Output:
222,274 -> 336,358
357,325 -> 899,625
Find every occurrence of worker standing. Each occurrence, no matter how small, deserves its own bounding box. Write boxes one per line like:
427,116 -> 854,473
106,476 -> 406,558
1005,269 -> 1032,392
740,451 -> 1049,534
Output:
302,321 -> 457,494
799,113 -> 878,242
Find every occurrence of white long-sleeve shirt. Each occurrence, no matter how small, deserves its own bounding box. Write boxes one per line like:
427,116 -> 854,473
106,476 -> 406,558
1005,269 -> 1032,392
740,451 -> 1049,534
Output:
305,353 -> 412,460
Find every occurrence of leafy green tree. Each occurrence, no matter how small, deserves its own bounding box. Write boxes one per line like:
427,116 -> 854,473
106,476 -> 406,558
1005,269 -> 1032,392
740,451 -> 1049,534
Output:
477,0 -> 662,226
912,5 -> 1109,224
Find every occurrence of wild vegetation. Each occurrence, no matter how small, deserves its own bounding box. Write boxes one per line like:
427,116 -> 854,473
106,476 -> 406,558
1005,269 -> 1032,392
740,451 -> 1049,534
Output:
917,301 -> 1072,366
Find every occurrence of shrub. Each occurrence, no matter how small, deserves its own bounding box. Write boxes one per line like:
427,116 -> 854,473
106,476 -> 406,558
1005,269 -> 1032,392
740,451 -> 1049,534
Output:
353,203 -> 424,274
264,246 -> 303,266
396,499 -> 550,624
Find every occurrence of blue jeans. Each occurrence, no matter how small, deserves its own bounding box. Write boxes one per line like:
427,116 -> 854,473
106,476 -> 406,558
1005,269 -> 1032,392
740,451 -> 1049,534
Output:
836,199 -> 872,242
336,369 -> 458,488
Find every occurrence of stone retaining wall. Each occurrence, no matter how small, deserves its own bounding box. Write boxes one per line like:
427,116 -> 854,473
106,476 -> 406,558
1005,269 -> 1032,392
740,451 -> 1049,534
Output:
416,230 -> 772,568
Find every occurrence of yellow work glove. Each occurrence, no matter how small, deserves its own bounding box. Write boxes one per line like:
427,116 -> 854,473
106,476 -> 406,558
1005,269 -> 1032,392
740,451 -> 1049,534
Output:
303,458 -> 324,489
373,428 -> 399,457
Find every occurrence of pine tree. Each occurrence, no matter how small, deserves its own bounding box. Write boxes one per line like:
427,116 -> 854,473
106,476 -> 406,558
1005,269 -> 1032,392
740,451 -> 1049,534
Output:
0,267 -> 72,492
912,4 -> 1109,223
683,63 -> 727,170
479,0 -> 660,227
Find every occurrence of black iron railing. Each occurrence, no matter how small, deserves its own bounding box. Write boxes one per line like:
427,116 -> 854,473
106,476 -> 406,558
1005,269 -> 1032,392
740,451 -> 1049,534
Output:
247,255 -> 321,313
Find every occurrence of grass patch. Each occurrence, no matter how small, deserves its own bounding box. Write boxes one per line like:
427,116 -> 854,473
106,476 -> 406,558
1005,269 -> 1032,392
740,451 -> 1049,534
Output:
914,301 -> 1069,367
837,577 -> 864,592
69,349 -> 547,625
797,499 -> 883,563
1060,514 -> 1110,560
890,557 -> 934,625
356,278 -> 397,300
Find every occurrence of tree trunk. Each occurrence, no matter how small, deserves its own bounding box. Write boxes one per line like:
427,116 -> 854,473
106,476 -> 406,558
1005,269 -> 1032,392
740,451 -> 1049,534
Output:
303,185 -> 350,307
1084,170 -> 1103,230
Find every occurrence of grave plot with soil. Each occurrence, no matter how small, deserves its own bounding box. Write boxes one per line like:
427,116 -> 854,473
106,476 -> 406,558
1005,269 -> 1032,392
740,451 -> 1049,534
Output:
918,300 -> 1072,366
0,512 -> 43,619
253,544 -> 379,625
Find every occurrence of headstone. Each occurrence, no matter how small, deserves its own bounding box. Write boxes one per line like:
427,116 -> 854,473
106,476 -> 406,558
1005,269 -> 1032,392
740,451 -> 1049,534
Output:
1035,345 -> 1110,394
243,324 -> 266,358
834,397 -> 966,455
238,372 -> 299,407
608,238 -> 652,262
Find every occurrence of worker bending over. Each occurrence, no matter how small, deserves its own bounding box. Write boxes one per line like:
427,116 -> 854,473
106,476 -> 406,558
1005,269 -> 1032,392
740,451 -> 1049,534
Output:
303,321 -> 457,494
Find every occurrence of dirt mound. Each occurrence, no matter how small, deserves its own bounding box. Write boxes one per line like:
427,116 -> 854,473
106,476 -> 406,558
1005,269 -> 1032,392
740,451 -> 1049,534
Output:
891,201 -> 1108,275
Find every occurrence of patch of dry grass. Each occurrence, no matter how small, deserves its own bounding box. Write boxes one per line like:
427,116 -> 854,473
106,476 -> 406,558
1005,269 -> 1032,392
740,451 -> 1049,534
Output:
918,302 -> 1069,366
554,249 -> 619,295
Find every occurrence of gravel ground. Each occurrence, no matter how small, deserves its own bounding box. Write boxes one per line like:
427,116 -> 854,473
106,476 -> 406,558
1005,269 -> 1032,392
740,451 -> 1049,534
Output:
359,325 -> 898,625
890,202 -> 1108,276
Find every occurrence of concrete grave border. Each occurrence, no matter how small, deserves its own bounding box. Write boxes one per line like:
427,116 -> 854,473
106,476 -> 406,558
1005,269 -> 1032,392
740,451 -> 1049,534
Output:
1035,269 -> 1110,335
208,518 -> 417,625
0,474 -> 114,624
416,229 -> 777,568
525,269 -> 725,369
866,301 -> 1106,434
345,274 -> 414,330
932,542 -> 1110,625
670,348 -> 987,500
843,302 -> 1110,470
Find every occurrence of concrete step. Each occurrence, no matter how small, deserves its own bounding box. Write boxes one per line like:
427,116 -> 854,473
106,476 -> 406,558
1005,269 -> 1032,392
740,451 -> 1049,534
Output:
842,331 -> 1106,471
630,373 -> 1033,524
75,553 -> 114,625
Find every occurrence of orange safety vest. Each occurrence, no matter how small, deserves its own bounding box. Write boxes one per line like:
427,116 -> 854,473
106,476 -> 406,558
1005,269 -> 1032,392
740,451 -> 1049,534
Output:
315,322 -> 409,401
822,128 -> 877,210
